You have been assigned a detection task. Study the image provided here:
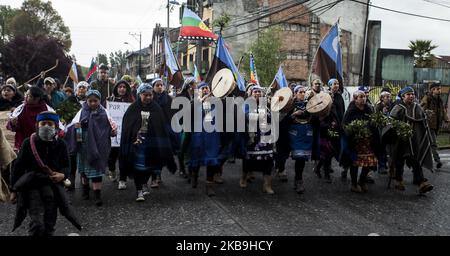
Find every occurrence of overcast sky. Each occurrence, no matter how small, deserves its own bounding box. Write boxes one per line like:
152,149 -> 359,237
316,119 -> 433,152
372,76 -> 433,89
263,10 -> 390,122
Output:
2,0 -> 450,67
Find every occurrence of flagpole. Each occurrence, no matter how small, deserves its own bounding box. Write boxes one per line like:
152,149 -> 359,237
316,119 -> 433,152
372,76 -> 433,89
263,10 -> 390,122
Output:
307,21 -> 340,88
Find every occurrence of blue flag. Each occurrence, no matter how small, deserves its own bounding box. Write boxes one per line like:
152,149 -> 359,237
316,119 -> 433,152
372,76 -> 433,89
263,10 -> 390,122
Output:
274,66 -> 288,89
214,36 -> 246,91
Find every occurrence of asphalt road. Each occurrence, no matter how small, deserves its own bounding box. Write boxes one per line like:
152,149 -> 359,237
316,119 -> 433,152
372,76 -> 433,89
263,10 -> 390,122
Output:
1,150 -> 450,236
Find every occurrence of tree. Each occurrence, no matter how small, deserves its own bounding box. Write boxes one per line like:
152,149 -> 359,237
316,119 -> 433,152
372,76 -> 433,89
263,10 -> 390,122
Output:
97,53 -> 108,67
409,39 -> 438,68
1,0 -> 71,50
109,50 -> 129,77
240,27 -> 286,86
0,35 -> 72,84
0,5 -> 19,44
212,13 -> 231,35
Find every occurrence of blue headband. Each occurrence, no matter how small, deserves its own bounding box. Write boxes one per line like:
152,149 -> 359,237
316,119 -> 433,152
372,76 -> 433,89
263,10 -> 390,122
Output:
198,82 -> 209,89
327,79 -> 338,87
400,86 -> 414,96
294,85 -> 305,93
86,89 -> 101,99
36,111 -> 59,124
358,85 -> 369,92
137,83 -> 153,95
151,78 -> 163,86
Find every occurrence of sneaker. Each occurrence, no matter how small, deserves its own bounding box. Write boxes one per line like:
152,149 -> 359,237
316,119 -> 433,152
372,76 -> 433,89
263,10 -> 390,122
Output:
118,181 -> 127,190
142,184 -> 150,195
418,181 -> 433,194
436,161 -> 443,169
156,175 -> 162,184
150,180 -> 159,189
213,173 -> 224,184
136,191 -> 145,202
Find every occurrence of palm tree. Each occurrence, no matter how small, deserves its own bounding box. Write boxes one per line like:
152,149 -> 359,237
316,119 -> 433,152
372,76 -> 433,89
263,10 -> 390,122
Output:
408,40 -> 438,68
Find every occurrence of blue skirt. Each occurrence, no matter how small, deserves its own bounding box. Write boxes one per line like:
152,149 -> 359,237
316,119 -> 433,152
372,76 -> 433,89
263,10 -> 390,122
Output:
78,131 -> 104,179
188,131 -> 221,168
134,135 -> 162,172
289,123 -> 313,160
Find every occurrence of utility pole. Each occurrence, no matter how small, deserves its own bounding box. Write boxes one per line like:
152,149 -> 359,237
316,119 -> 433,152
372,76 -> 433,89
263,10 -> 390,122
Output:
195,0 -> 203,75
130,32 -> 142,77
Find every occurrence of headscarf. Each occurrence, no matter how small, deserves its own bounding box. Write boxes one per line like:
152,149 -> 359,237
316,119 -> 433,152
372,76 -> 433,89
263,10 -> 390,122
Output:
181,77 -> 196,91
151,78 -> 163,86
352,90 -> 365,100
75,81 -> 90,94
327,78 -> 338,88
198,82 -> 209,90
294,85 -> 305,94
400,86 -> 414,97
86,89 -> 101,99
358,85 -> 369,93
137,83 -> 153,95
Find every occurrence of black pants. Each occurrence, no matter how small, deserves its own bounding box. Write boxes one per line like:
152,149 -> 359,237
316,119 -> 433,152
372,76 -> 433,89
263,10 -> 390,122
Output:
69,154 -> 77,184
108,147 -> 120,172
189,165 -> 219,181
294,159 -> 306,180
242,159 -> 273,176
275,154 -> 287,172
349,166 -> 370,186
395,156 -> 425,184
134,171 -> 151,191
28,186 -> 57,236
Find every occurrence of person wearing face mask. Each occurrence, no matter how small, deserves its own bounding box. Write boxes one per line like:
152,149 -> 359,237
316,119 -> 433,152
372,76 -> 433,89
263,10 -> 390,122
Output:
7,87 -> 61,152
65,90 -> 117,206
106,80 -> 134,183
0,82 -> 24,111
119,83 -> 173,202
9,111 -> 81,236
390,87 -> 434,194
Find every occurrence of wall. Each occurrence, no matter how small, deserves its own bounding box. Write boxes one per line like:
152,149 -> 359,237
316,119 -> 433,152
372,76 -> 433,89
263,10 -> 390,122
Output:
415,68 -> 450,85
375,49 -> 414,86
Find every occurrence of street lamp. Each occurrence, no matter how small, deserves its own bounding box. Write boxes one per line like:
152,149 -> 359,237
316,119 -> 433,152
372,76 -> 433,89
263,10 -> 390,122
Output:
128,33 -> 142,77
167,0 -> 180,37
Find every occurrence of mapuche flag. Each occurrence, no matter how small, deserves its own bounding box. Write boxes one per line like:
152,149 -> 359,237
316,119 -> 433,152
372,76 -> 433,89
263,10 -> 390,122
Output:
205,36 -> 245,92
179,8 -> 218,41
162,35 -> 183,89
86,57 -> 97,83
270,66 -> 288,90
249,53 -> 260,86
311,23 -> 343,90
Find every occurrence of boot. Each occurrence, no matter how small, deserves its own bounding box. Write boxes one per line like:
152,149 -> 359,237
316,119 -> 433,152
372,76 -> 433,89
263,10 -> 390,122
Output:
206,181 -> 216,197
66,173 -> 76,191
82,184 -> 90,200
294,179 -> 305,194
263,175 -> 275,194
94,190 -> 103,206
213,173 -> 224,184
239,171 -> 248,188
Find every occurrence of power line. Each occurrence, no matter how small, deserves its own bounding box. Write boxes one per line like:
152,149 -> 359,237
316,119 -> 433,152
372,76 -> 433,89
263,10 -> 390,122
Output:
224,0 -> 342,39
224,0 -> 311,31
350,0 -> 450,22
423,0 -> 450,9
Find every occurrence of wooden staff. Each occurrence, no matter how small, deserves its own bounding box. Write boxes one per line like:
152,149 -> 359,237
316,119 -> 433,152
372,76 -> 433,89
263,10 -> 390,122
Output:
17,59 -> 59,89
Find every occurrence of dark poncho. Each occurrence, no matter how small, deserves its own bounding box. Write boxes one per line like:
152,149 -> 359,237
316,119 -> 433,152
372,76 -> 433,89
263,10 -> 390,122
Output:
390,101 -> 433,171
119,99 -> 173,176
0,93 -> 23,111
